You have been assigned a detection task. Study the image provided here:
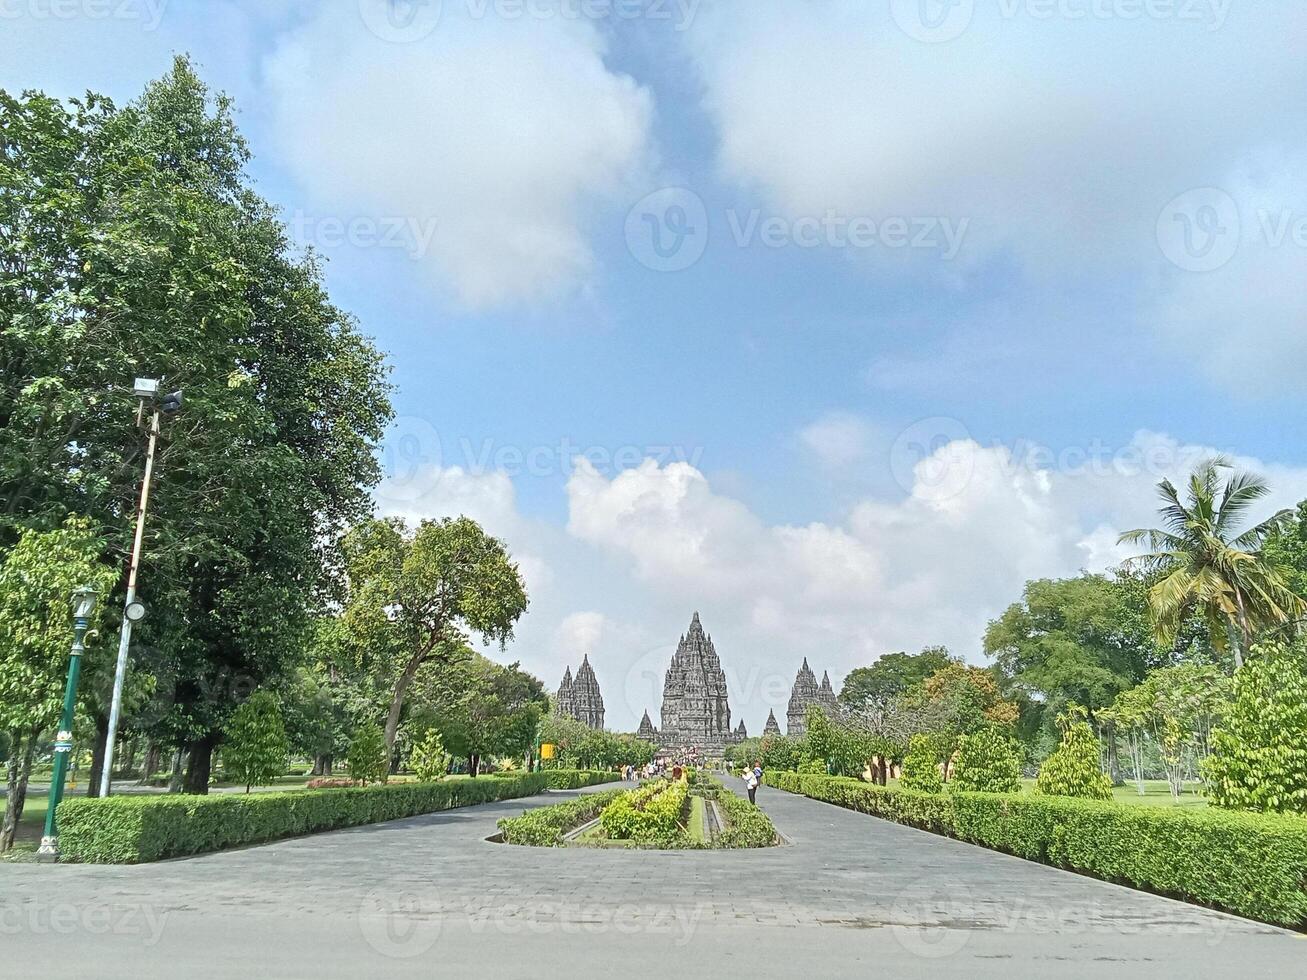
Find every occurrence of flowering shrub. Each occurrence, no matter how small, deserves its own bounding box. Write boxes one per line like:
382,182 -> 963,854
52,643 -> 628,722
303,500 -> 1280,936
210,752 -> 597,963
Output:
497,788 -> 627,846
600,780 -> 688,845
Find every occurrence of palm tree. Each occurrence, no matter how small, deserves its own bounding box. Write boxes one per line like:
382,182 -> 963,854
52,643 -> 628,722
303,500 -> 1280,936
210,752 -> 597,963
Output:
1118,457 -> 1305,669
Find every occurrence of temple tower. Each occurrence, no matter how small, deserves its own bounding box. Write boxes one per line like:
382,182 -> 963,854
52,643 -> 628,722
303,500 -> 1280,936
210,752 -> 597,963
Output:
658,612 -> 739,752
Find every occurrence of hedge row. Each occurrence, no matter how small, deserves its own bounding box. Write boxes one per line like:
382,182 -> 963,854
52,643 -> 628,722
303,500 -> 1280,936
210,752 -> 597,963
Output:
542,769 -> 624,790
764,772 -> 1307,927
497,788 -> 629,846
713,783 -> 779,848
58,772 -> 550,864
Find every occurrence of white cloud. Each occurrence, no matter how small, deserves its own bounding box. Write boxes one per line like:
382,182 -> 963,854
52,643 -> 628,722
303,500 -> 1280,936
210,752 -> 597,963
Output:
800,412 -> 877,468
683,1 -> 1307,384
564,434 -> 1307,728
263,1 -> 654,308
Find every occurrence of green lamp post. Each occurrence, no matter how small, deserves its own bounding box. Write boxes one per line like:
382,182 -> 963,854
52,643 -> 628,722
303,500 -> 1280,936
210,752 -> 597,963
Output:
35,584 -> 98,863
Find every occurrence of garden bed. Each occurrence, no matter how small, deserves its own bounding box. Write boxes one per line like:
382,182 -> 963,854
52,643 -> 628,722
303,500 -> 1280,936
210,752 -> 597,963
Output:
497,774 -> 778,849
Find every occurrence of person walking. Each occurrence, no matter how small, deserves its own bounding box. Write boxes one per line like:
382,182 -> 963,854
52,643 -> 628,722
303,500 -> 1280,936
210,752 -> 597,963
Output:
744,759 -> 761,804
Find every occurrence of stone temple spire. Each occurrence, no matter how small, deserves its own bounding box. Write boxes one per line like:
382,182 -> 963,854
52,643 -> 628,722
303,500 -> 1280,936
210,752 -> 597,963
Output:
555,666 -> 575,720
763,709 -> 781,736
734,719 -> 747,738
659,611 -> 739,751
820,670 -> 840,716
569,654 -> 605,730
637,709 -> 658,741
787,658 -> 820,736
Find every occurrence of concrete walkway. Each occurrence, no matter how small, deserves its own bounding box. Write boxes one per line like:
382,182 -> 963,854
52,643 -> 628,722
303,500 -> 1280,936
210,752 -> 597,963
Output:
3,780 -> 1302,978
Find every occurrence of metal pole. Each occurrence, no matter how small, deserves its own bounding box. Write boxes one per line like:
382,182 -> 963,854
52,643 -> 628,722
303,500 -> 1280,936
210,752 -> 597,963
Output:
36,609 -> 92,862
100,408 -> 161,797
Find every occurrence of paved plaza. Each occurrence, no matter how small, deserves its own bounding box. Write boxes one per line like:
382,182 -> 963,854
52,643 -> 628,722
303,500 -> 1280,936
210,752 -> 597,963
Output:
4,781 -> 1303,978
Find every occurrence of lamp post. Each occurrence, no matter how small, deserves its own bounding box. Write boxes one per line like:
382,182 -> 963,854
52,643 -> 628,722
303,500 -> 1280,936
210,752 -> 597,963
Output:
36,585 -> 99,863
99,379 -> 182,797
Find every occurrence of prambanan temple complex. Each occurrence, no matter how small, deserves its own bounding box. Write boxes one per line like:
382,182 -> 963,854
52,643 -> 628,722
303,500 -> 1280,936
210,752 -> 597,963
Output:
556,611 -> 841,754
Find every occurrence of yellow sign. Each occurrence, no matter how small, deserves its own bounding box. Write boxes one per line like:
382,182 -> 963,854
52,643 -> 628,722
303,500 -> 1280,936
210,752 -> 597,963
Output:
540,743 -> 556,760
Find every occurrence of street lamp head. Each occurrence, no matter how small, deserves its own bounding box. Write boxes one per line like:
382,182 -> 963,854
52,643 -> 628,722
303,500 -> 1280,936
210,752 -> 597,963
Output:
71,584 -> 98,620
133,378 -> 160,399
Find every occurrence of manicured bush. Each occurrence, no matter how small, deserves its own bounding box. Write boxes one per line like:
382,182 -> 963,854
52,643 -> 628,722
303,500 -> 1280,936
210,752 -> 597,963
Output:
764,771 -> 1307,927
951,728 -> 1022,794
408,729 -> 451,783
542,769 -> 623,789
765,771 -> 955,834
347,722 -> 389,785
497,788 -> 627,846
1203,640 -> 1307,814
900,734 -> 944,794
57,772 -> 549,863
600,781 -> 688,845
714,783 -> 778,847
222,691 -> 290,792
1035,712 -> 1112,800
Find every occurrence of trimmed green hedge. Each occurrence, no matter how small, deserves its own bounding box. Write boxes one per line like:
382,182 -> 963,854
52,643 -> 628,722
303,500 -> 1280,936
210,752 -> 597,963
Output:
766,771 -> 954,834
714,784 -> 779,848
543,769 -> 623,790
497,788 -> 628,846
763,771 -> 1307,927
58,772 -> 549,864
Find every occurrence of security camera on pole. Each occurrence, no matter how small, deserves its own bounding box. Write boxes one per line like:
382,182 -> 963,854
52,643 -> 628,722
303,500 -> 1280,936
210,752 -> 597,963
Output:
99,378 -> 183,798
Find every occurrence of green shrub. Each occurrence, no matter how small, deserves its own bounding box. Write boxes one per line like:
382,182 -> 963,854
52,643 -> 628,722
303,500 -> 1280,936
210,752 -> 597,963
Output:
714,784 -> 778,847
497,788 -> 627,846
600,781 -> 688,844
765,771 -> 955,834
765,771 -> 1307,927
900,734 -> 944,793
1035,710 -> 1112,800
951,728 -> 1022,794
222,691 -> 290,792
408,729 -> 451,783
1203,640 -> 1307,814
347,722 -> 389,785
57,772 -> 550,863
542,769 -> 623,790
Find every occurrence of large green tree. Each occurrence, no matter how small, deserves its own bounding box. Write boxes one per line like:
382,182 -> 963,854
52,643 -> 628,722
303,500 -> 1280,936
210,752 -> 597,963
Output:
1,61 -> 393,792
416,654 -> 547,776
838,647 -> 954,713
1119,458 -> 1305,669
341,516 -> 529,755
984,574 -> 1153,728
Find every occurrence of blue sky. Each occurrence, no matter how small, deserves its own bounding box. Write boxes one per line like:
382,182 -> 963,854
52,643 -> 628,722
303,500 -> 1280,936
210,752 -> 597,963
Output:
5,0 -> 1306,731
